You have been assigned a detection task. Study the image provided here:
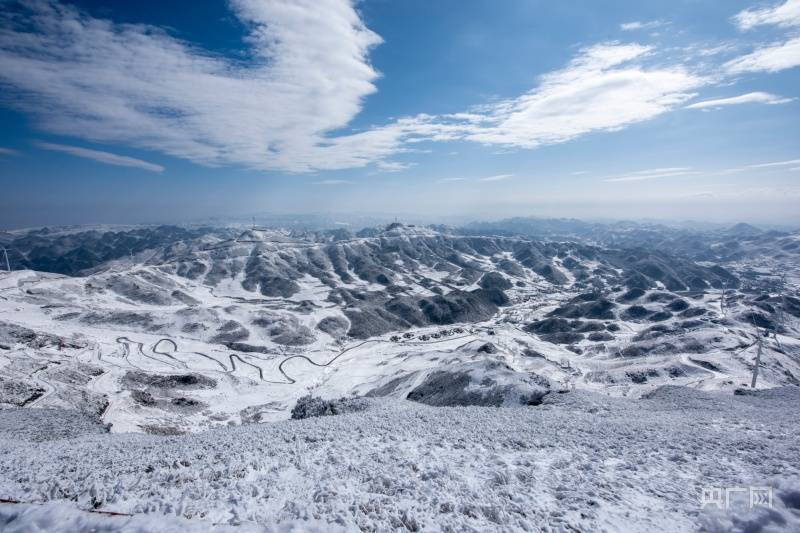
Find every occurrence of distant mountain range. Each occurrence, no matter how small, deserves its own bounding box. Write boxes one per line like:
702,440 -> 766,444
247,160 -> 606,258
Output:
2,217 -> 797,276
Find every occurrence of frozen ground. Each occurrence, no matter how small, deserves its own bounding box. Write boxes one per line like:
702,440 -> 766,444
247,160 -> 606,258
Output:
1,259 -> 798,434
1,225 -> 799,433
1,387 -> 799,532
1,225 -> 799,531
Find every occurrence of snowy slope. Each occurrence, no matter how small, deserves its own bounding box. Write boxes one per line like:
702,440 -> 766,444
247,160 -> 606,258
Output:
0,225 -> 799,434
0,388 -> 798,532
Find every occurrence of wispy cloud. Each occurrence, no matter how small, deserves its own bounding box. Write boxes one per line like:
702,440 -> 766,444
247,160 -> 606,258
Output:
312,179 -> 353,186
711,159 -> 800,174
570,171 -> 590,176
604,167 -> 696,182
438,174 -> 513,183
747,159 -> 800,168
726,1 -> 800,74
0,147 -> 19,156
687,91 -> 794,109
375,161 -> 410,172
298,41 -> 707,169
0,1 -> 708,174
734,0 -> 800,30
620,20 -> 666,32
695,43 -> 739,57
0,1 -> 790,175
297,42 -> 705,165
34,141 -> 164,172
714,167 -> 747,175
408,43 -> 704,150
0,0 -> 383,173
478,173 -> 514,182
725,37 -> 800,73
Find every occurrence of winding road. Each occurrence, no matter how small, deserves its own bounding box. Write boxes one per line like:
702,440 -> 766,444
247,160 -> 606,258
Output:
228,354 -> 265,380
275,340 -> 375,384
102,330 -> 484,387
151,338 -> 188,368
115,337 -> 181,370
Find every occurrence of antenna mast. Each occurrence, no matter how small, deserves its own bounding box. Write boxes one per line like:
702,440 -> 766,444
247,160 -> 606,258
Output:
751,329 -> 763,388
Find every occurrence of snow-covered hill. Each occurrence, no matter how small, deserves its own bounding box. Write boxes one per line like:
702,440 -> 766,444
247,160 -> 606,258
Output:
1,222 -> 799,531
0,223 -> 799,434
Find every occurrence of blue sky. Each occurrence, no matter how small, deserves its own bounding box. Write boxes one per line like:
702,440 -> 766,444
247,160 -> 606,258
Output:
0,0 -> 799,228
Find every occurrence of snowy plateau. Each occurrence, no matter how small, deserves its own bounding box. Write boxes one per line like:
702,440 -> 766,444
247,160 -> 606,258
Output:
0,220 -> 799,532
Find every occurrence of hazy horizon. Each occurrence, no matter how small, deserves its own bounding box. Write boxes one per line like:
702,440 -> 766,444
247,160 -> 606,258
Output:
2,209 -> 798,234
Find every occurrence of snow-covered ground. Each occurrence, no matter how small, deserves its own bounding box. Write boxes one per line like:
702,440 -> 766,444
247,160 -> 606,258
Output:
1,387 -> 799,532
1,236 -> 798,434
0,226 -> 799,531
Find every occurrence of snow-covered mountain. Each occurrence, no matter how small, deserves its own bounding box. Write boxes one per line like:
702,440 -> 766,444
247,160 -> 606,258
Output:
1,222 -> 799,435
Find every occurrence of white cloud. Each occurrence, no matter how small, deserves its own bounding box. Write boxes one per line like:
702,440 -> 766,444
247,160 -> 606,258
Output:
620,20 -> 666,31
416,43 -> 704,150
0,1 -> 711,174
375,161 -> 410,172
266,41 -> 707,167
0,0 -> 384,173
478,174 -> 514,182
312,179 -> 353,185
725,37 -> 800,73
604,167 -> 696,182
438,174 -> 512,183
0,147 -> 19,156
620,22 -> 644,31
734,0 -> 800,30
695,43 -> 739,57
726,2 -> 800,74
715,159 -> 800,173
715,167 -> 747,175
34,142 -> 164,172
747,158 -> 800,168
687,91 -> 794,109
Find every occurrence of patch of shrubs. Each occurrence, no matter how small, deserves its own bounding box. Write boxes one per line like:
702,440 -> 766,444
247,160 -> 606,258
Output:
291,395 -> 369,420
